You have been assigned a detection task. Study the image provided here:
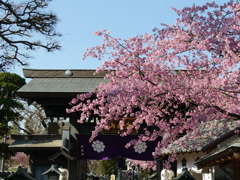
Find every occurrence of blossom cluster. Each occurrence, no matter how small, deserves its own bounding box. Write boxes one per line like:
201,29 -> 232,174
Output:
67,1 -> 240,166
126,159 -> 157,171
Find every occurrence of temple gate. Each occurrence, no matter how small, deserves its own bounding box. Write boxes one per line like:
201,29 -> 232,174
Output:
11,68 -> 162,180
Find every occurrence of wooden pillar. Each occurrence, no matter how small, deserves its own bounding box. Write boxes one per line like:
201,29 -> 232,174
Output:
233,160 -> 239,180
77,159 -> 87,180
29,154 -> 35,177
69,113 -> 80,180
156,157 -> 164,180
233,153 -> 240,180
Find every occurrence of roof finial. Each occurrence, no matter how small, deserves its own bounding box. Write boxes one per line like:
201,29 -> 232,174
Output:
65,70 -> 73,76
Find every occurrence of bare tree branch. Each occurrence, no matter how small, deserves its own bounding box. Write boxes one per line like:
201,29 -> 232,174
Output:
0,0 -> 61,71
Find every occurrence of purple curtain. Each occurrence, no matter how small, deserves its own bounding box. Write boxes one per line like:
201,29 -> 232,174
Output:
75,134 -> 161,160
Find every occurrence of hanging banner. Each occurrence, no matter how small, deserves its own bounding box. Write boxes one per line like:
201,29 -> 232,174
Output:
75,134 -> 161,160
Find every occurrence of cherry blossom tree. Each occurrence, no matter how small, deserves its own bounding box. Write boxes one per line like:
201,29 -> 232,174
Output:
126,159 -> 157,171
68,0 -> 240,164
10,152 -> 28,167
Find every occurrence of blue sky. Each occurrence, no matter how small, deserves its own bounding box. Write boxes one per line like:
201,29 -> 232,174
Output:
10,0 -> 228,78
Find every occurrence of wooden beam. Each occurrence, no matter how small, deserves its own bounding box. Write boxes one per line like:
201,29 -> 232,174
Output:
233,152 -> 240,160
219,160 -> 233,169
200,155 -> 235,168
227,155 -> 232,160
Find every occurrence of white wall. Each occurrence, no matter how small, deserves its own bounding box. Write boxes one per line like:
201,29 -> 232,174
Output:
176,152 -> 207,180
174,133 -> 240,180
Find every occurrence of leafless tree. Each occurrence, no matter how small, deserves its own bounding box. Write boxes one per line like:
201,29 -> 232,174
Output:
87,160 -> 102,176
0,0 -> 61,71
17,101 -> 66,135
17,101 -> 49,135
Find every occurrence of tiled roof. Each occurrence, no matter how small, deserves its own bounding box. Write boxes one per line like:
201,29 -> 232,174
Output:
161,119 -> 240,155
4,166 -> 36,180
18,78 -> 108,93
42,164 -> 63,175
22,68 -> 109,78
9,135 -> 62,151
48,149 -> 76,161
172,168 -> 197,180
195,137 -> 240,168
17,69 -> 109,98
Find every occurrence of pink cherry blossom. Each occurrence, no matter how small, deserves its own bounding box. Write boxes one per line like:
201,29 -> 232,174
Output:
67,0 -> 240,167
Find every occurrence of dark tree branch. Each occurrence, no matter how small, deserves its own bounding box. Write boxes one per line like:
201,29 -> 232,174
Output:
0,0 -> 61,71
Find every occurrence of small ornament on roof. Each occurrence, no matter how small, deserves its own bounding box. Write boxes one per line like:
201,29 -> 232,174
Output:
65,70 -> 73,76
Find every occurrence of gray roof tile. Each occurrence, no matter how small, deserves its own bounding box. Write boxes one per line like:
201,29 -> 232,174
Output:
161,119 -> 240,155
195,137 -> 240,167
18,78 -> 108,93
22,68 -> 110,78
9,135 -> 62,151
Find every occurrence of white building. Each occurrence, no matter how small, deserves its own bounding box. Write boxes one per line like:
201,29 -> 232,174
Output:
161,119 -> 240,180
